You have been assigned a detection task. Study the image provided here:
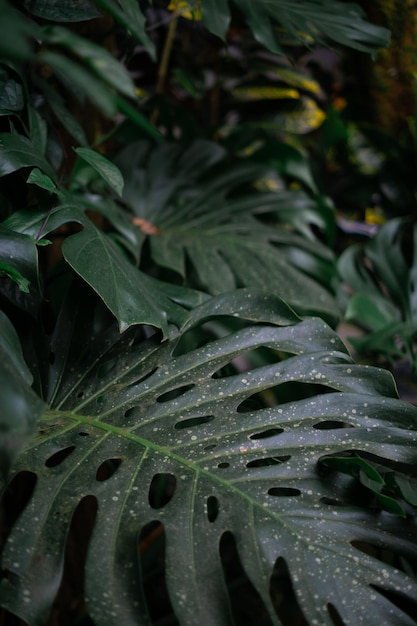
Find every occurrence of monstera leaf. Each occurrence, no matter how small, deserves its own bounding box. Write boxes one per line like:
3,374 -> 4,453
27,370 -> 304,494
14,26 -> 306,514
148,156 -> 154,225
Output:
1,289 -> 417,625
116,140 -> 338,323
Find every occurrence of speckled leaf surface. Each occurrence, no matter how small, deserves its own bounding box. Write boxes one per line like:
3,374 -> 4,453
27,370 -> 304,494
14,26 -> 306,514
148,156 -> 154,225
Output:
1,291 -> 417,625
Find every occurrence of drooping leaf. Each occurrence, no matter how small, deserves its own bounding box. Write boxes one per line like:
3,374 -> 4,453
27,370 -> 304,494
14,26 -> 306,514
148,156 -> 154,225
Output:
0,310 -> 45,474
0,133 -> 57,181
201,0 -> 390,54
42,26 -> 137,99
3,204 -> 200,335
24,0 -> 100,22
74,148 -> 124,197
94,0 -> 155,59
0,0 -> 38,62
1,291 -> 417,624
27,168 -> 59,194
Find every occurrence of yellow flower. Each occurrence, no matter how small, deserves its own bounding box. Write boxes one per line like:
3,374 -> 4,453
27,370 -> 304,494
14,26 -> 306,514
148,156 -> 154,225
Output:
167,0 -> 202,20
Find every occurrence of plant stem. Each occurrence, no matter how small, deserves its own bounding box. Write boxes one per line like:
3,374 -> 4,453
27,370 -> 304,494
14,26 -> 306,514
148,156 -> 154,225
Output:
151,12 -> 179,124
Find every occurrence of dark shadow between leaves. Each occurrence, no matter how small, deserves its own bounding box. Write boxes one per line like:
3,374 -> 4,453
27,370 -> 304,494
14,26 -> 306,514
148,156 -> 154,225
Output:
0,471 -> 37,554
370,585 -> 417,623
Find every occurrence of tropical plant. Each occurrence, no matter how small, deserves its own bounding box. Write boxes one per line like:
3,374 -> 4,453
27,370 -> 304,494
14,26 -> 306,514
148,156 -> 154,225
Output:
338,217 -> 417,369
2,1 -> 417,625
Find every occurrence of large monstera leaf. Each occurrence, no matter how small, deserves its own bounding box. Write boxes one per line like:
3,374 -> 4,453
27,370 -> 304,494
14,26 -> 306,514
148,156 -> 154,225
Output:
1,290 -> 417,625
116,140 -> 338,323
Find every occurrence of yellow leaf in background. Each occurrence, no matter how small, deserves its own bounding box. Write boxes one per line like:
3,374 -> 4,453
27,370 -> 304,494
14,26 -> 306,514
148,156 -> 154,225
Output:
269,67 -> 322,95
231,86 -> 300,101
167,0 -> 202,20
273,98 -> 326,134
365,207 -> 385,226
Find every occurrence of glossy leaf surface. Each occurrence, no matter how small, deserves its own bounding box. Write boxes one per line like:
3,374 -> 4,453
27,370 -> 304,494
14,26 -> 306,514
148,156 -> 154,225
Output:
1,291 -> 417,625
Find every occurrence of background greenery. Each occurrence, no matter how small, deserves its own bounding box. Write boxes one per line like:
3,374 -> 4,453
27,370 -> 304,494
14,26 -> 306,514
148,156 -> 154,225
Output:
1,1 -> 417,624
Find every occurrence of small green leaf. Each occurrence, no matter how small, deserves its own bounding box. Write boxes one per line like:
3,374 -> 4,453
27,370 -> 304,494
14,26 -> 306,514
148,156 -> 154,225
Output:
0,262 -> 30,292
0,132 -> 57,181
387,473 -> 417,507
27,168 -> 58,193
74,148 -> 124,197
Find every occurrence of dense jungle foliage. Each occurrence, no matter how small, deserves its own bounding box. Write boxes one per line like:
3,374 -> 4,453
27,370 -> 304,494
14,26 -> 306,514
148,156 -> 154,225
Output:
1,1 -> 417,625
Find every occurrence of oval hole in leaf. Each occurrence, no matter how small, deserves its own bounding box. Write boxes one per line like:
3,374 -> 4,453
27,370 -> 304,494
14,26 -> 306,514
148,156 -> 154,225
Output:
369,585 -> 417,622
138,521 -> 179,625
270,557 -> 308,625
320,497 -> 345,507
247,456 -> 290,468
207,496 -> 219,522
95,458 -> 122,482
97,357 -> 118,379
220,531 -> 274,625
78,431 -> 89,437
148,473 -> 176,509
45,446 -> 76,468
327,603 -> 346,626
204,444 -> 216,451
218,462 -> 230,469
314,421 -> 354,430
157,384 -> 195,403
0,471 -> 37,550
52,495 -> 98,623
268,487 -> 301,497
124,406 -> 140,419
250,428 -> 283,440
76,391 -> 84,399
237,394 -> 266,413
174,415 -> 214,430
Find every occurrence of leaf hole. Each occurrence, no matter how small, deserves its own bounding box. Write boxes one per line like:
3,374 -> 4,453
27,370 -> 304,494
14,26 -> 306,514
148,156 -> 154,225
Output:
76,391 -> 84,399
247,456 -> 290,468
270,557 -> 308,625
218,462 -> 230,469
250,428 -> 283,440
0,471 -> 37,553
204,444 -> 217,451
350,540 -> 415,574
45,446 -> 76,468
207,496 -> 219,522
138,521 -> 179,625
78,431 -> 89,437
320,497 -> 345,506
148,473 -> 176,509
314,421 -> 354,430
268,487 -> 301,497
50,496 -> 98,624
369,585 -> 417,622
96,357 -> 118,379
156,384 -> 195,403
220,531 -> 274,625
327,602 -> 346,625
124,406 -> 140,419
174,415 -> 214,430
95,458 -> 123,482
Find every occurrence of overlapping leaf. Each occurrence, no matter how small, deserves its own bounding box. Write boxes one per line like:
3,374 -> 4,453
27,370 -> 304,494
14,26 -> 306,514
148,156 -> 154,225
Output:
1,290 -> 417,625
201,0 -> 390,54
116,139 -> 339,322
339,218 -> 417,366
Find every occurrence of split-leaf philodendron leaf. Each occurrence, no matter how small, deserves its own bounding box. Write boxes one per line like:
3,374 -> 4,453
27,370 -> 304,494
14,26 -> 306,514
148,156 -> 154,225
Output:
1,290 -> 417,625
